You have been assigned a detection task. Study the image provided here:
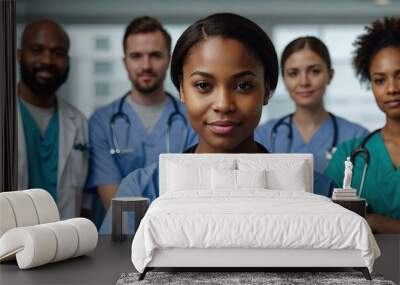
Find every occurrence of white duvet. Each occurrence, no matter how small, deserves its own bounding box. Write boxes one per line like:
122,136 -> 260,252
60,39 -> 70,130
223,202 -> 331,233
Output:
131,190 -> 380,273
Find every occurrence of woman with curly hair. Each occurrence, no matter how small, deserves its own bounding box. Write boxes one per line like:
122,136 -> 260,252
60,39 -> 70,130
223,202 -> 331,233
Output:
325,17 -> 400,233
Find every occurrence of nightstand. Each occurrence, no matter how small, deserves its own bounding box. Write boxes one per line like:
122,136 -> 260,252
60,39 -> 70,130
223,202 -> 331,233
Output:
332,198 -> 366,218
112,197 -> 150,242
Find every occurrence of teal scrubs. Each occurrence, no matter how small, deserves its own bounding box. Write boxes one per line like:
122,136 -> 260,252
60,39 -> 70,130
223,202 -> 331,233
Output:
19,100 -> 59,201
325,132 -> 400,219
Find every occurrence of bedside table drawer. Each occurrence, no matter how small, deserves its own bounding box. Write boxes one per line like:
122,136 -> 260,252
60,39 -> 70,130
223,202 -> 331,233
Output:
332,199 -> 366,218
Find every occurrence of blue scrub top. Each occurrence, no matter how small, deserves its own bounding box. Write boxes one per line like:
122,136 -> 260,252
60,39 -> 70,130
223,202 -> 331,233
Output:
255,115 -> 368,174
86,94 -> 197,227
86,95 -> 197,189
99,157 -> 334,234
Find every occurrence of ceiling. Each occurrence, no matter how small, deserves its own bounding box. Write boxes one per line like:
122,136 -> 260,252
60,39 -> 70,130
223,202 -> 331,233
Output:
16,0 -> 400,24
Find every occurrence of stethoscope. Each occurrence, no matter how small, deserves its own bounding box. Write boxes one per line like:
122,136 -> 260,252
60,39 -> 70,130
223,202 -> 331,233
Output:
109,91 -> 188,155
350,128 -> 381,198
270,112 -> 338,159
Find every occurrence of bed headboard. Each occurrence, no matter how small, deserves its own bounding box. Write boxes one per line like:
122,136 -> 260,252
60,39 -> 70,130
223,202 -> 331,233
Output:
159,153 -> 313,196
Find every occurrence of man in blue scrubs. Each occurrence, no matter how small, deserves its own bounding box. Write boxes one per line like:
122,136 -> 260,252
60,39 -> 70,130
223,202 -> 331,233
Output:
87,17 -> 197,225
17,20 -> 89,219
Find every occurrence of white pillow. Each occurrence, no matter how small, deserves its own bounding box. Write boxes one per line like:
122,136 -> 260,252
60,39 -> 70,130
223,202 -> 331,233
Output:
167,160 -> 235,192
167,162 -> 210,191
266,166 -> 307,191
211,168 -> 267,190
237,169 -> 267,189
211,168 -> 236,190
238,159 -> 308,192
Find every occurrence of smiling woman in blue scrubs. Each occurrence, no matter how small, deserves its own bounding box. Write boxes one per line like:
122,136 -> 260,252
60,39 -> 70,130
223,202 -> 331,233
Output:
99,13 -> 335,234
255,37 -> 368,174
325,17 -> 400,234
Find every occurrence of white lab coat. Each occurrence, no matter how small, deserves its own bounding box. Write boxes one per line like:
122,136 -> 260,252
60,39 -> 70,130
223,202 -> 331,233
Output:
18,97 -> 89,219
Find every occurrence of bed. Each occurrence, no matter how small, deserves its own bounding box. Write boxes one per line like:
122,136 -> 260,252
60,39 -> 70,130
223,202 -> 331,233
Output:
131,154 -> 380,280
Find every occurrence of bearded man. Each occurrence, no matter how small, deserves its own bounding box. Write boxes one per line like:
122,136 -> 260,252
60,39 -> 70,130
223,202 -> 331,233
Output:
17,20 -> 89,219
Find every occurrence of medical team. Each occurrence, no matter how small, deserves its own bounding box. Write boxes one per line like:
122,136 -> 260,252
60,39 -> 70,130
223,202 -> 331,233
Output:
16,15 -> 399,233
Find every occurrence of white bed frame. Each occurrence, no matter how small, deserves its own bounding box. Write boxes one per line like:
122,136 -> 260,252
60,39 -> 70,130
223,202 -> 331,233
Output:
138,154 -> 371,280
148,248 -> 365,268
